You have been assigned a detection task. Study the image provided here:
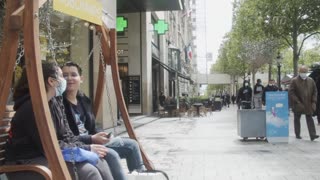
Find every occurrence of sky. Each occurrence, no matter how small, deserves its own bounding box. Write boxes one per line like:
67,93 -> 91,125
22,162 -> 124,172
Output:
204,0 -> 233,66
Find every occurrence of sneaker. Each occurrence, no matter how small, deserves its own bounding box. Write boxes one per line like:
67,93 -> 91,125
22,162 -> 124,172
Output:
296,135 -> 302,139
311,135 -> 319,141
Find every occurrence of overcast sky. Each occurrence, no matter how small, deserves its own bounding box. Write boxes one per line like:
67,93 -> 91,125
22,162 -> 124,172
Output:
205,0 -> 233,65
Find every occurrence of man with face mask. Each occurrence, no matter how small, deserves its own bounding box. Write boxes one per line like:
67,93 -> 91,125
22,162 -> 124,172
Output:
236,80 -> 252,109
289,65 -> 319,141
262,79 -> 279,105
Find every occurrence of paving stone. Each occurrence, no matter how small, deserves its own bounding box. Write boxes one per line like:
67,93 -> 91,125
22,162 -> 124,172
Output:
116,105 -> 320,179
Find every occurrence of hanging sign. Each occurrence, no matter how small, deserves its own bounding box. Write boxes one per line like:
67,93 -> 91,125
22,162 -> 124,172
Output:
53,0 -> 102,25
265,91 -> 289,143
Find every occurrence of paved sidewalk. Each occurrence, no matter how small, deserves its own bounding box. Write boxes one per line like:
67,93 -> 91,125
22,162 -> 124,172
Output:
118,105 -> 320,180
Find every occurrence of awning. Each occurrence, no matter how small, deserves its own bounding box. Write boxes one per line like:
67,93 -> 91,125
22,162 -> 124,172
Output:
152,59 -> 192,82
117,0 -> 184,13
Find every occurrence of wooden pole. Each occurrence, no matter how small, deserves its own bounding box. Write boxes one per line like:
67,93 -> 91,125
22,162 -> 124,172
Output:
23,0 -> 71,179
108,29 -> 154,170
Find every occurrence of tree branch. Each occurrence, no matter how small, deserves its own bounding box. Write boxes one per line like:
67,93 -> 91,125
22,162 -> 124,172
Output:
298,31 -> 320,56
281,35 -> 293,49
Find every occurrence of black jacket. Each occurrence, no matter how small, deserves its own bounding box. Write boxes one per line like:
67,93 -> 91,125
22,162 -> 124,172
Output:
63,92 -> 100,145
262,85 -> 279,103
6,95 -> 90,161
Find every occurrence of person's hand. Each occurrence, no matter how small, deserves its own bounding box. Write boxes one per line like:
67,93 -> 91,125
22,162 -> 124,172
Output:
90,144 -> 108,157
91,132 -> 110,144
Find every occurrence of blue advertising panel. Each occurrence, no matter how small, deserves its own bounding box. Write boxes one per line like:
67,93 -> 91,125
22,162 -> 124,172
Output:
265,91 -> 289,143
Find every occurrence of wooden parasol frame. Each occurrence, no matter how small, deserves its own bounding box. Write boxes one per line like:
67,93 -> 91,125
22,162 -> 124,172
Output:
0,0 -> 153,179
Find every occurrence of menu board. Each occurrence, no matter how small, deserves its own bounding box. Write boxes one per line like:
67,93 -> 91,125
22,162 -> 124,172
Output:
128,76 -> 141,104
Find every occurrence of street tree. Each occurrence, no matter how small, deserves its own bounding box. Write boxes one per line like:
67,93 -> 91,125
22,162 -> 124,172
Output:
257,0 -> 320,75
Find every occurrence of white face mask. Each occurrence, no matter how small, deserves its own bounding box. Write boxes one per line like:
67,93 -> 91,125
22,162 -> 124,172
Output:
244,83 -> 249,86
55,78 -> 67,97
299,73 -> 307,80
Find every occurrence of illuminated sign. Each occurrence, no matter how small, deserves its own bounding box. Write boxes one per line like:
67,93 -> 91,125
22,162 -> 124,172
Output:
154,20 -> 168,35
117,16 -> 128,32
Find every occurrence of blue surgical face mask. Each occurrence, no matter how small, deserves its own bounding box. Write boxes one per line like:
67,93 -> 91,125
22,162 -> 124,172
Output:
55,77 -> 67,97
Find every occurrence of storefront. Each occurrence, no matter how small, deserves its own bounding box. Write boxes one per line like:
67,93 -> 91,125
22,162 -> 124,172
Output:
116,0 -> 185,115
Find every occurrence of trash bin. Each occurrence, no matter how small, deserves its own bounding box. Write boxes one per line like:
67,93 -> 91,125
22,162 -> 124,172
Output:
237,109 -> 266,140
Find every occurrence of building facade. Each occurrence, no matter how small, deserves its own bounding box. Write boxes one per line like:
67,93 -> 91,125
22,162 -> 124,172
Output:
116,0 -> 194,115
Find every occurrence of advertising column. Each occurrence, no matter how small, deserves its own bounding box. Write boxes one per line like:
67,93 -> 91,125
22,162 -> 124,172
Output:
266,91 -> 289,143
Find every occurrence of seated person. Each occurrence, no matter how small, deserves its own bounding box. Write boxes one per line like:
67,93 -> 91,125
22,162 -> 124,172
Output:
61,61 -> 146,179
5,61 -> 113,180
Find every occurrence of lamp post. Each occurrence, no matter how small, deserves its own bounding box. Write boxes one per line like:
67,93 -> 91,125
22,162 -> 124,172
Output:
276,52 -> 283,89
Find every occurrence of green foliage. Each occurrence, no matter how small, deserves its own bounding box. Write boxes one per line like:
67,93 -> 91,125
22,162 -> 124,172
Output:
257,0 -> 320,75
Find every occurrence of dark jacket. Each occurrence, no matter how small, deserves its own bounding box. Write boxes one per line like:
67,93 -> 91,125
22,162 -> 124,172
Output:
6,95 -> 90,161
63,92 -> 99,145
5,95 -> 44,161
236,81 -> 252,103
262,84 -> 279,103
289,76 -> 317,115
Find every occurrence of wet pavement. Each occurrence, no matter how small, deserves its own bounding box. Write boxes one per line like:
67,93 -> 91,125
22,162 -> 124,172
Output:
117,105 -> 320,180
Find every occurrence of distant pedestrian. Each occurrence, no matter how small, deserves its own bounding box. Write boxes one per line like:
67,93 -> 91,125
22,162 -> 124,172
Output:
236,80 -> 252,109
253,79 -> 264,109
159,91 -> 166,107
262,79 -> 278,106
225,93 -> 231,108
231,94 -> 236,104
289,65 -> 319,141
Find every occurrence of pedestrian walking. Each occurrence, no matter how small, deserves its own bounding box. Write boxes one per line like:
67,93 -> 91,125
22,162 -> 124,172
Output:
262,79 -> 278,106
231,94 -> 236,104
289,65 -> 319,141
236,80 -> 252,109
253,79 -> 264,109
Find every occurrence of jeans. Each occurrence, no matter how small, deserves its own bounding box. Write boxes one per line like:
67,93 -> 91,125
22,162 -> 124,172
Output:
105,148 -> 127,180
106,137 -> 145,172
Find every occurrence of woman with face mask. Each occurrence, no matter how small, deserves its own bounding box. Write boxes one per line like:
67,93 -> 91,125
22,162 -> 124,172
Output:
5,61 -> 114,180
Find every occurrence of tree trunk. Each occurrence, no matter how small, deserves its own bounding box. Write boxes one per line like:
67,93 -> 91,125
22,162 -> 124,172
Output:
292,27 -> 299,76
268,63 -> 272,81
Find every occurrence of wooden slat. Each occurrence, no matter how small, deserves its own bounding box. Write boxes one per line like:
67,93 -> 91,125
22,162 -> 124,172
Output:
23,0 -> 71,179
108,29 -> 154,170
3,111 -> 15,118
0,119 -> 11,127
0,0 -> 20,131
10,4 -> 25,30
0,135 -> 9,144
5,105 -> 14,111
0,126 -> 10,134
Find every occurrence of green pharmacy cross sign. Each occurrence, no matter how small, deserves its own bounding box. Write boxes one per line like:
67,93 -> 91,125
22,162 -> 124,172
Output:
154,20 -> 168,35
117,16 -> 128,32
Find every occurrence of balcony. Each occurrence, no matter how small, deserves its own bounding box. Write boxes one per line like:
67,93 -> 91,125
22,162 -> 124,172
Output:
117,0 -> 184,13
